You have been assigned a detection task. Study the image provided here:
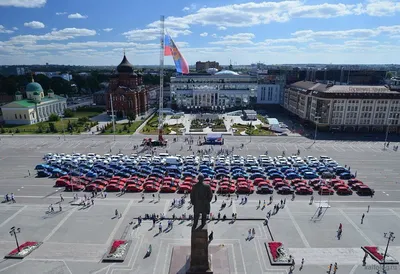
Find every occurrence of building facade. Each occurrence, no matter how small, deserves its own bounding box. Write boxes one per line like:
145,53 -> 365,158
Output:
283,80 -> 400,132
170,70 -> 257,111
257,74 -> 285,105
195,61 -> 220,72
1,79 -> 67,125
106,54 -> 149,117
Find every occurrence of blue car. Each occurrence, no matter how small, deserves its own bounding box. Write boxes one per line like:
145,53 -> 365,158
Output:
285,173 -> 301,180
250,173 -> 266,180
302,172 -> 319,179
339,172 -> 355,180
269,173 -> 285,179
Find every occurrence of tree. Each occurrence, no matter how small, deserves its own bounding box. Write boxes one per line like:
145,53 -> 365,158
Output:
48,113 -> 60,122
127,112 -> 136,126
48,122 -> 57,133
63,108 -> 74,118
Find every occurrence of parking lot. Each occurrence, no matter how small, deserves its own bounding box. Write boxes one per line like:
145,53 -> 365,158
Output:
0,135 -> 400,274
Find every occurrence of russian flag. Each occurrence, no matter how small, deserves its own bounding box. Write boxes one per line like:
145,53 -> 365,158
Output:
164,34 -> 189,74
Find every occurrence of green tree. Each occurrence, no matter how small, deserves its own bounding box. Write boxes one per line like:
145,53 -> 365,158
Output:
48,113 -> 60,122
63,108 -> 74,117
127,112 -> 136,126
49,122 -> 57,133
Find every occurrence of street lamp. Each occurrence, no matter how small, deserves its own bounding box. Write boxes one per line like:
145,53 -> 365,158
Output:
383,232 -> 395,272
9,226 -> 21,253
313,116 -> 321,143
384,114 -> 399,149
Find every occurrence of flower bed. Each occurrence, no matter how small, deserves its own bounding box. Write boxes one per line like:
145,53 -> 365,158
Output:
362,246 -> 399,265
102,240 -> 132,262
4,241 -> 42,259
265,242 -> 293,265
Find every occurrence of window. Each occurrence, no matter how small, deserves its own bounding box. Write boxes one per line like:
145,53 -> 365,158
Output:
267,90 -> 273,101
19,114 -> 22,119
15,114 -> 17,119
24,114 -> 27,119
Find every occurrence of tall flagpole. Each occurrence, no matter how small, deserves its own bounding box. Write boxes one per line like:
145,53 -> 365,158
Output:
110,94 -> 116,142
158,15 -> 165,142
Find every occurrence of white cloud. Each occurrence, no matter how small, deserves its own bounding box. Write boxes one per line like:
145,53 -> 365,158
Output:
8,28 -> 96,44
182,7 -> 190,11
291,25 -> 400,39
52,28 -> 57,31
56,12 -> 67,15
103,28 -> 113,32
211,33 -> 218,38
200,32 -> 208,37
0,0 -> 46,8
209,33 -> 255,45
361,0 -> 400,16
12,27 -> 18,30
264,37 -> 313,44
24,21 -> 45,29
68,13 -> 88,19
218,26 -> 227,31
0,25 -> 14,33
123,28 -> 191,41
183,4 -> 197,12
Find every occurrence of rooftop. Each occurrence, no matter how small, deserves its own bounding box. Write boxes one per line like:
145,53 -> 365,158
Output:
289,81 -> 398,94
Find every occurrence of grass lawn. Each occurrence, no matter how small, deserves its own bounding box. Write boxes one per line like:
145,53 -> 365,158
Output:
233,124 -> 275,136
102,121 -> 143,135
0,118 -> 95,135
73,111 -> 103,118
257,114 -> 268,124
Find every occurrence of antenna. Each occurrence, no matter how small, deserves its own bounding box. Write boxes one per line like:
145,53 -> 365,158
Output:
158,15 -> 165,141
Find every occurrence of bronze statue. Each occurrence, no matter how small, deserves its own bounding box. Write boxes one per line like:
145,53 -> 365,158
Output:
190,173 -> 213,230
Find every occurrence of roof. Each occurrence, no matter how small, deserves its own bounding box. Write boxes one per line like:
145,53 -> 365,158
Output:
243,109 -> 257,115
215,70 -> 239,75
1,95 -> 66,109
26,82 -> 43,93
267,118 -> 279,125
117,54 -> 134,74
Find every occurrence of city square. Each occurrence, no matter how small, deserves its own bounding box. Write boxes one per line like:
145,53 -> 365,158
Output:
0,135 -> 399,274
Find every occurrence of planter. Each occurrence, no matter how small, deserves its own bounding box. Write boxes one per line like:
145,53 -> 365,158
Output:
362,246 -> 399,265
103,240 -> 132,262
4,241 -> 42,259
265,242 -> 293,266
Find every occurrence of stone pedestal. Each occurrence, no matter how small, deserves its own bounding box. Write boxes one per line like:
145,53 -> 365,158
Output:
187,224 -> 213,274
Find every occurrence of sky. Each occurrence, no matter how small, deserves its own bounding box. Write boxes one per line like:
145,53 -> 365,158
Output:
0,0 -> 400,66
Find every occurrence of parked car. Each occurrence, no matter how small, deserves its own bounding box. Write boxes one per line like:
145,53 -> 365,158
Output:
356,186 -> 375,196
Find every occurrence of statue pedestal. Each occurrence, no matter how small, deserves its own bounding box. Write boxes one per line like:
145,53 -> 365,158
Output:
187,225 -> 213,274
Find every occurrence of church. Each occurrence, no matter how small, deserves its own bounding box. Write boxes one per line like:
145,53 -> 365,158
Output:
1,78 -> 67,125
106,54 -> 149,117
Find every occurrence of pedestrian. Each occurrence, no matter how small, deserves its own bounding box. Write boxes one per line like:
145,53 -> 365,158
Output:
229,198 -> 232,207
328,263 -> 332,274
50,204 -> 54,212
59,203 -> 62,211
258,200 -> 261,208
60,194 -> 64,202
28,170 -> 31,176
361,213 -> 365,224
333,262 -> 338,273
301,258 -> 304,267
208,231 -> 213,242
115,209 -> 118,217
159,222 -> 162,233
91,199 -> 94,205
11,193 -> 15,203
284,198 -> 286,204
339,223 -> 342,230
247,229 -> 252,240
367,205 -> 370,213
355,171 -> 357,177
252,228 -> 255,238
158,193 -> 161,201
119,212 -> 122,218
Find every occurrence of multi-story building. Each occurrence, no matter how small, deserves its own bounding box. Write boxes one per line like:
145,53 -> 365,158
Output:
106,54 -> 149,117
1,78 -> 67,125
284,80 -> 400,132
170,70 -> 257,111
257,74 -> 285,105
195,61 -> 220,72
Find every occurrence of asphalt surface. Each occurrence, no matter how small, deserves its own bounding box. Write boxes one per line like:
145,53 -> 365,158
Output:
0,135 -> 400,274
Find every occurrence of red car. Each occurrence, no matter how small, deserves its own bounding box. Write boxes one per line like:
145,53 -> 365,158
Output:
236,184 -> 254,194
218,184 -> 235,194
178,184 -> 192,193
348,179 -> 363,186
126,184 -> 143,192
336,186 -> 353,195
351,183 -> 364,191
318,186 -> 334,195
291,179 -> 306,186
160,183 -> 177,193
106,184 -> 124,192
333,183 -> 347,190
296,186 -> 313,195
253,178 -> 269,186
274,181 -> 288,189
65,183 -> 84,191
143,183 -> 159,192
55,178 -> 70,187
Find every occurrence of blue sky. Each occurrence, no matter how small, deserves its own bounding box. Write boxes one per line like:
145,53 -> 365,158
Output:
0,0 -> 400,66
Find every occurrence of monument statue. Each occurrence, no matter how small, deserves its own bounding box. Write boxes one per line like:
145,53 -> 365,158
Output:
190,173 -> 213,230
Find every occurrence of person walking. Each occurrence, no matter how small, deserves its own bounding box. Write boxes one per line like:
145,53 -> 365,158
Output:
11,193 -> 15,203
60,194 -> 64,202
159,222 -> 162,233
59,203 -> 62,211
208,231 -> 213,242
301,258 -> 304,268
333,262 -> 338,274
327,263 -> 332,274
361,213 -> 365,224
247,229 -> 252,240
367,205 -> 370,213
115,209 -> 119,217
252,228 -> 255,238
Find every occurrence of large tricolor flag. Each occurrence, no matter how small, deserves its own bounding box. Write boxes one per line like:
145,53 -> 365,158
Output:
164,34 -> 189,74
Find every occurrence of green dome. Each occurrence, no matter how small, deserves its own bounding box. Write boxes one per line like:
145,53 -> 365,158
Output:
15,91 -> 21,95
33,91 -> 39,95
26,82 -> 43,93
48,89 -> 54,93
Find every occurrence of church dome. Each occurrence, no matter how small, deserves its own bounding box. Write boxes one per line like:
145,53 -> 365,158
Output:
26,82 -> 43,93
117,54 -> 134,74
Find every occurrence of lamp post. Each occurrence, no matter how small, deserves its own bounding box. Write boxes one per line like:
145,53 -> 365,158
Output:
313,116 -> 321,143
384,114 -> 399,149
383,232 -> 395,272
9,226 -> 21,253
109,94 -> 116,142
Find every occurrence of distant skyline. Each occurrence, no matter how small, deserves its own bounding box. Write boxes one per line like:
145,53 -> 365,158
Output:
0,0 -> 400,66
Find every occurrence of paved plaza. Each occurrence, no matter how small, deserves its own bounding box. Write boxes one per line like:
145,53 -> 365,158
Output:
0,135 -> 400,274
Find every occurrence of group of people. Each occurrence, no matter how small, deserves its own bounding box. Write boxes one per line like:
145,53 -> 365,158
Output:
3,193 -> 16,203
